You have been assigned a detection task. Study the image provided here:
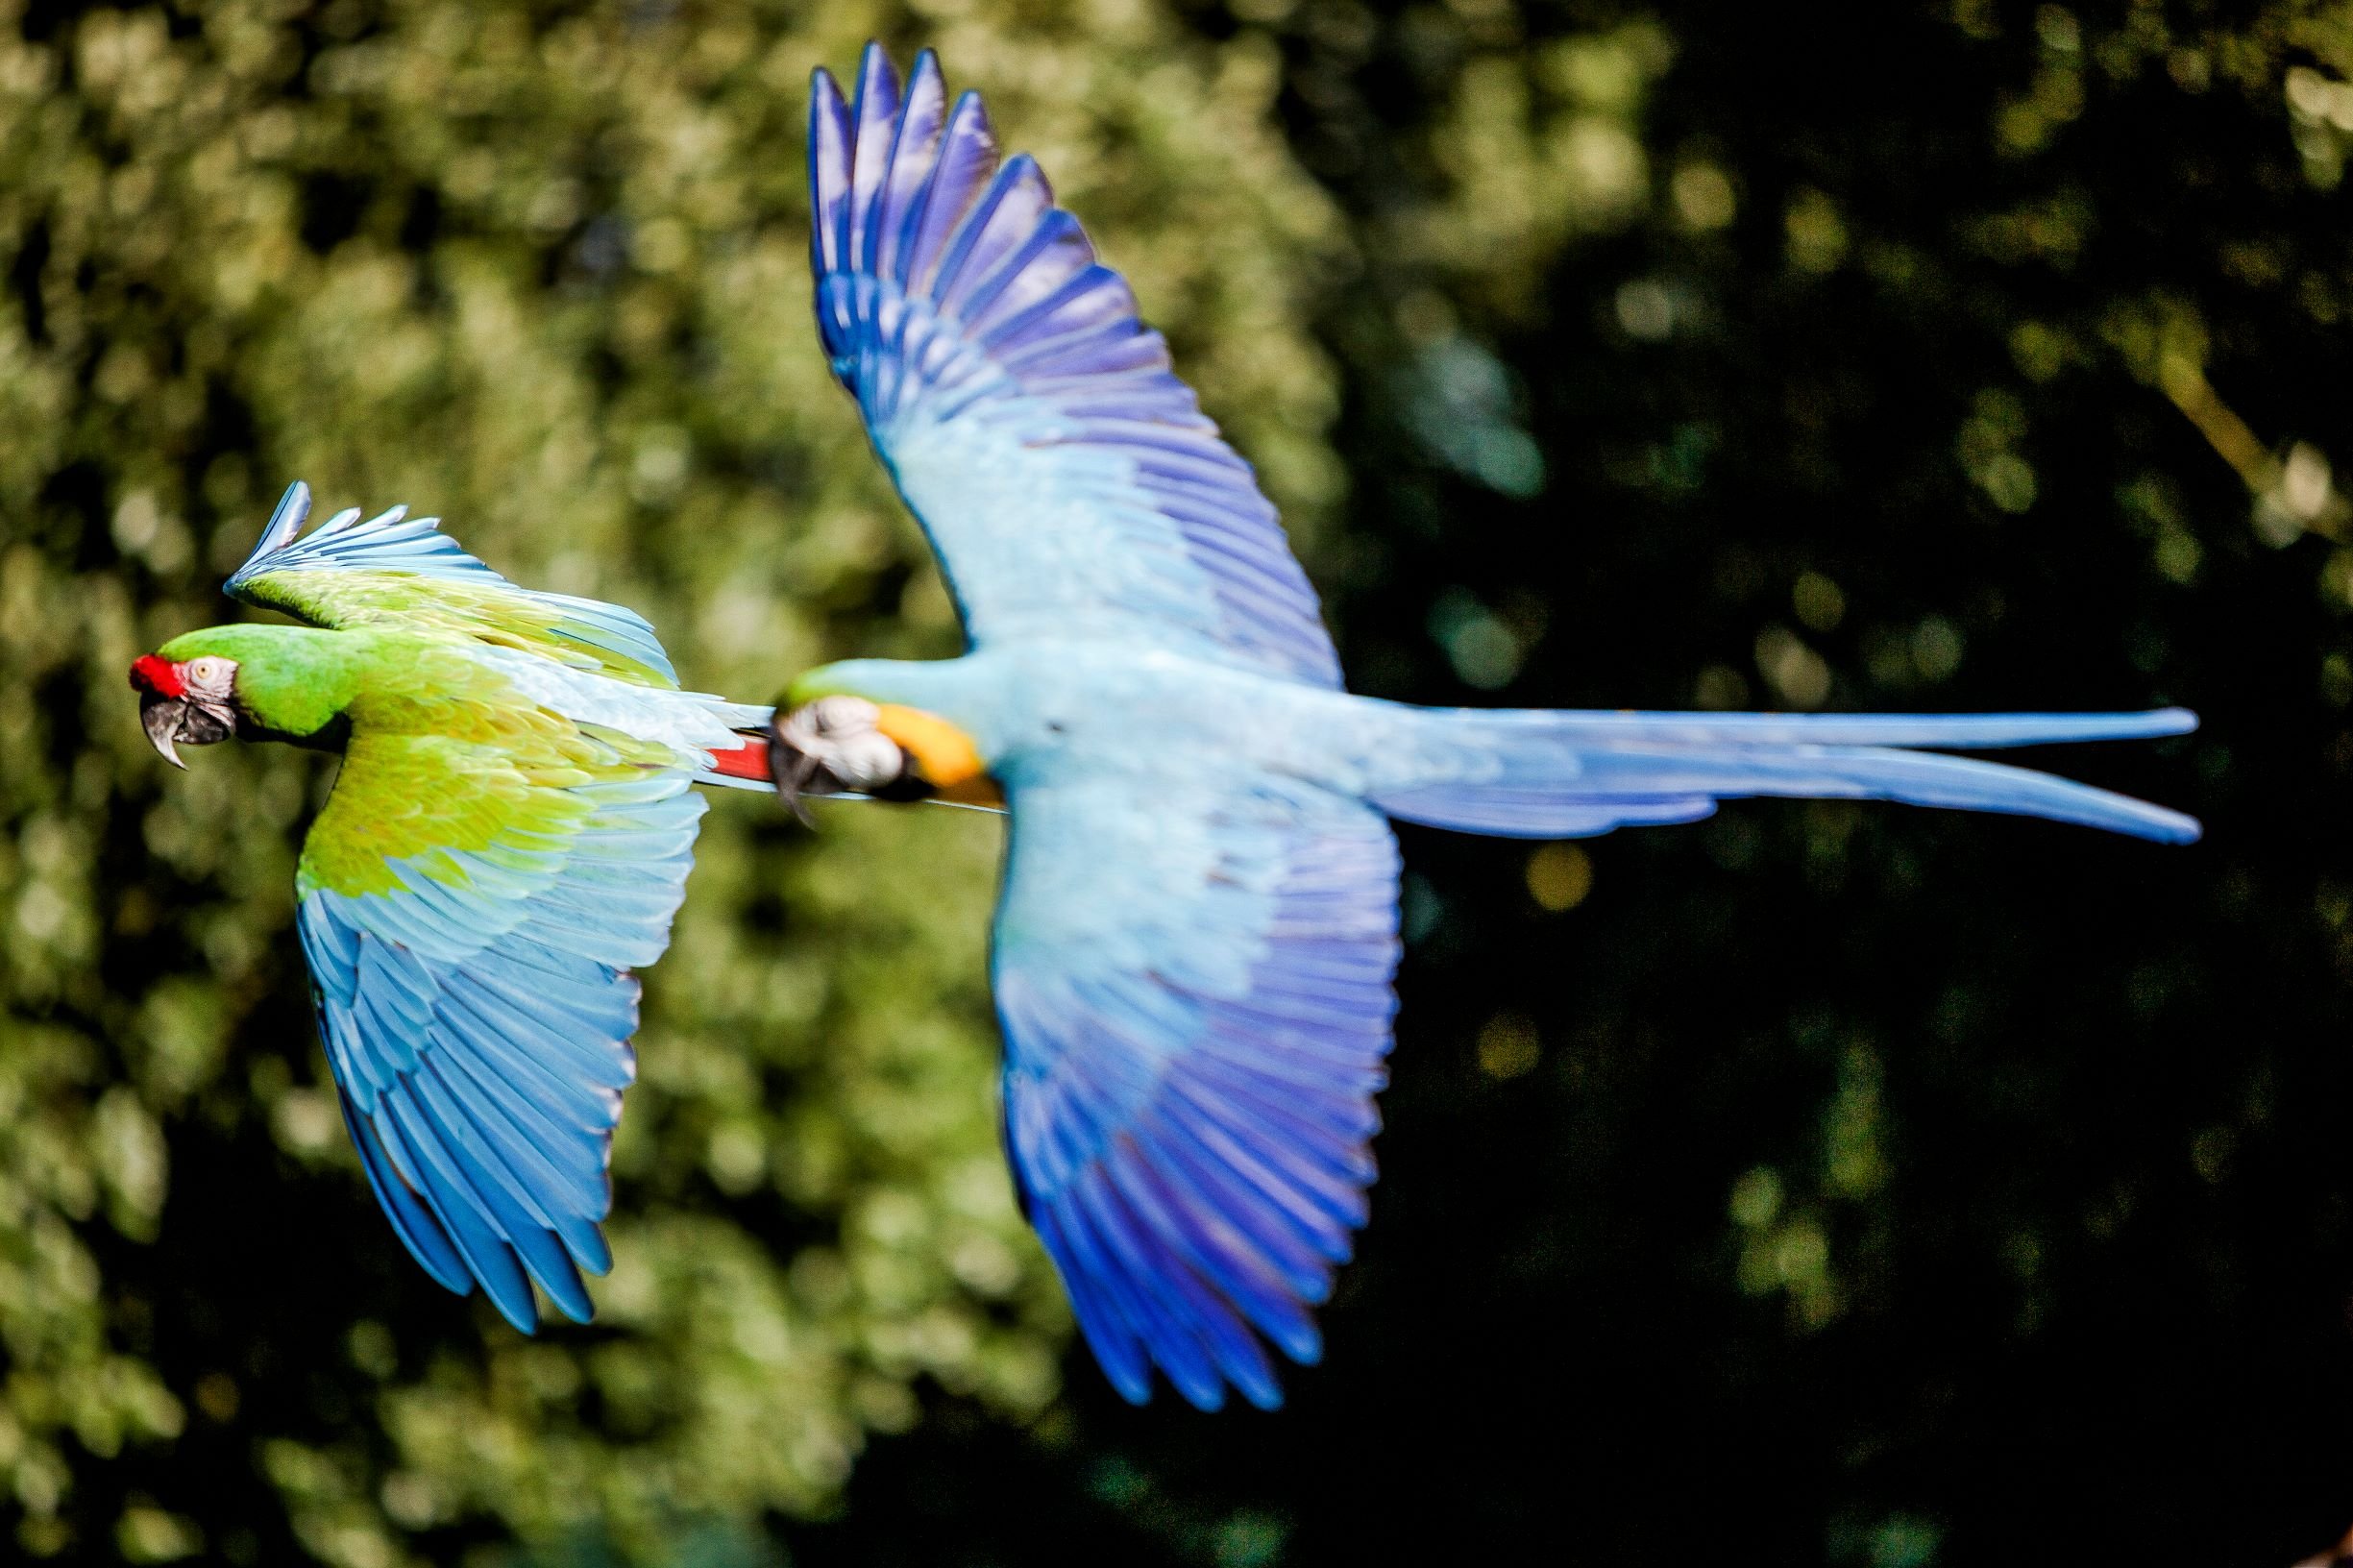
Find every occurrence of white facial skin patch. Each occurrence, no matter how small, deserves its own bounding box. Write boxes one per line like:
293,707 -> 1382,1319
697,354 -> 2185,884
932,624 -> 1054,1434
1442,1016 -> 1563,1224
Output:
776,696 -> 908,792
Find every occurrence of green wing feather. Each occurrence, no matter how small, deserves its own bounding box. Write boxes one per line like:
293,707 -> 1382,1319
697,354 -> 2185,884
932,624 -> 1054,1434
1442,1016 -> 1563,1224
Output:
228,480 -> 678,688
232,484 -> 745,1326
295,669 -> 699,1331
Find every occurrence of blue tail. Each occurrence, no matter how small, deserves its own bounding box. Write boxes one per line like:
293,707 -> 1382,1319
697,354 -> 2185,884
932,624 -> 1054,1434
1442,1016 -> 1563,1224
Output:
1368,707 -> 2199,845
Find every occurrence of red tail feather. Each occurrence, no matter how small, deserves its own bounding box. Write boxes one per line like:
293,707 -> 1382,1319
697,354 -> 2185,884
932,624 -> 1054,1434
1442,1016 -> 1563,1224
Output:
707,733 -> 773,783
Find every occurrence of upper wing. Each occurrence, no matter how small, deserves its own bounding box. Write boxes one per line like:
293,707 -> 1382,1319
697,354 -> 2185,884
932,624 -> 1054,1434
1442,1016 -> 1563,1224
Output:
808,46 -> 1343,689
295,719 -> 702,1331
228,481 -> 679,688
993,766 -> 1400,1409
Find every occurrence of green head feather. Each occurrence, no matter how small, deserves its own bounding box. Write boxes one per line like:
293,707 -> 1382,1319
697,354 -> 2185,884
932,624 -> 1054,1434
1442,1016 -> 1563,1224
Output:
159,624 -> 365,739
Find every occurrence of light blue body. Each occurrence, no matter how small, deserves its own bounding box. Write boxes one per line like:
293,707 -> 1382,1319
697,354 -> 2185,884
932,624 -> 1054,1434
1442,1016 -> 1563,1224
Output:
799,45 -> 2203,1413
809,644 -> 2196,843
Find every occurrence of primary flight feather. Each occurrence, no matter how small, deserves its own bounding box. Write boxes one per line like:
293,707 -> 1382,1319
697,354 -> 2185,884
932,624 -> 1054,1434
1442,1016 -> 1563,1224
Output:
131,484 -> 774,1331
757,44 -> 2202,1412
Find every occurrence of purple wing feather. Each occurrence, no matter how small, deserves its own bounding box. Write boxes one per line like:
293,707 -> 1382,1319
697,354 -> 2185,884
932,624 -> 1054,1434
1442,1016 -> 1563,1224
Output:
874,54 -> 948,282
903,91 -> 999,294
845,46 -> 899,274
809,44 -> 1342,688
992,770 -> 1398,1409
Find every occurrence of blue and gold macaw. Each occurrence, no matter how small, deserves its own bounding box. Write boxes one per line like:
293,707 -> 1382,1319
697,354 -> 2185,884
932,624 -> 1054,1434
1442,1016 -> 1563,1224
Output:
760,46 -> 2201,1411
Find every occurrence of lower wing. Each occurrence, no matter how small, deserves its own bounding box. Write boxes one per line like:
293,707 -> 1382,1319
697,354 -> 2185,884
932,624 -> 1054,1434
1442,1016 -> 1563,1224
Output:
296,723 -> 704,1331
991,765 -> 1401,1410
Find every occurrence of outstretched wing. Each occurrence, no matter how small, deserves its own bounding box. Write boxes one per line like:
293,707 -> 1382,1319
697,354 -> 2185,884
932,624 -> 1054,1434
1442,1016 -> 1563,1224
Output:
295,716 -> 701,1331
229,480 -> 678,688
993,766 -> 1400,1409
808,46 -> 1342,689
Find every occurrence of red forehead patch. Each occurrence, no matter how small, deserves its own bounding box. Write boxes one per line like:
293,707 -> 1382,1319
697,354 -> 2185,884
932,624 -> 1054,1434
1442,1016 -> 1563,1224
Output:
129,654 -> 184,698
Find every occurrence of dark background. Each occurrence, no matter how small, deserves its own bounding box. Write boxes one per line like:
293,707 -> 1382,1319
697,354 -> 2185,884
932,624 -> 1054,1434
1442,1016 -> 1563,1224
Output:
5,1 -> 2350,1564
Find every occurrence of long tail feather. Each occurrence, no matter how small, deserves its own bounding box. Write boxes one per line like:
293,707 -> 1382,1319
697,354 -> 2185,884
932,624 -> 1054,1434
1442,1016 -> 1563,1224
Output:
1370,707 -> 2200,845
1435,705 -> 2197,749
694,731 -> 777,794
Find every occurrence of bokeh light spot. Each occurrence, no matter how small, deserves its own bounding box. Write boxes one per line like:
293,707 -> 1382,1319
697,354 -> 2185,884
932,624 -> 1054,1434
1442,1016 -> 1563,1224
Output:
1525,843 -> 1593,912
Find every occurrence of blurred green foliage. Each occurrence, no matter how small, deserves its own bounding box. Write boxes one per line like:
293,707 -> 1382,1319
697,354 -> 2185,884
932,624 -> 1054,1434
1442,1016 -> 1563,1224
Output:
0,1 -> 1359,1560
10,0 -> 2353,1563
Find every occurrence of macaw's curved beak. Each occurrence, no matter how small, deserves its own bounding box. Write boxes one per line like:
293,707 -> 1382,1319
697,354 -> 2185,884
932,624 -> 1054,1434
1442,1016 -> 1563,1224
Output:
766,723 -> 827,827
140,693 -> 190,769
137,693 -> 235,768
766,697 -> 919,827
131,658 -> 233,769
766,697 -> 998,825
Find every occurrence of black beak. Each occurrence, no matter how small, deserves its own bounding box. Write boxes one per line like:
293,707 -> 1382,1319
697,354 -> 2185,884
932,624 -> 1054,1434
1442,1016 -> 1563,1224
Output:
766,710 -> 932,827
140,693 -> 234,769
141,695 -> 188,769
766,715 -> 836,828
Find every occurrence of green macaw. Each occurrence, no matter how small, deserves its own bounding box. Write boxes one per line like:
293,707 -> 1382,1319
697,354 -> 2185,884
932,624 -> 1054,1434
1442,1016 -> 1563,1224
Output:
130,485 -> 774,1330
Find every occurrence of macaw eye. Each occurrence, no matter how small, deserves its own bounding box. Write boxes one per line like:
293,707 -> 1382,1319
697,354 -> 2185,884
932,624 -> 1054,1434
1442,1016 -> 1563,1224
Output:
184,656 -> 233,688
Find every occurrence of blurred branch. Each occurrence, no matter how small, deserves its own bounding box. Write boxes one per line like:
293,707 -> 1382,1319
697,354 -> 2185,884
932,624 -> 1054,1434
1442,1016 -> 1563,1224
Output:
2159,353 -> 2350,543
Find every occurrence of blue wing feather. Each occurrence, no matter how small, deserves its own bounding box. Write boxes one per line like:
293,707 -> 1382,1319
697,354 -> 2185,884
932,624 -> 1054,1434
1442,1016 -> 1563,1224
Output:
810,47 -> 1343,689
993,768 -> 1399,1409
298,753 -> 701,1331
338,1086 -> 473,1293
